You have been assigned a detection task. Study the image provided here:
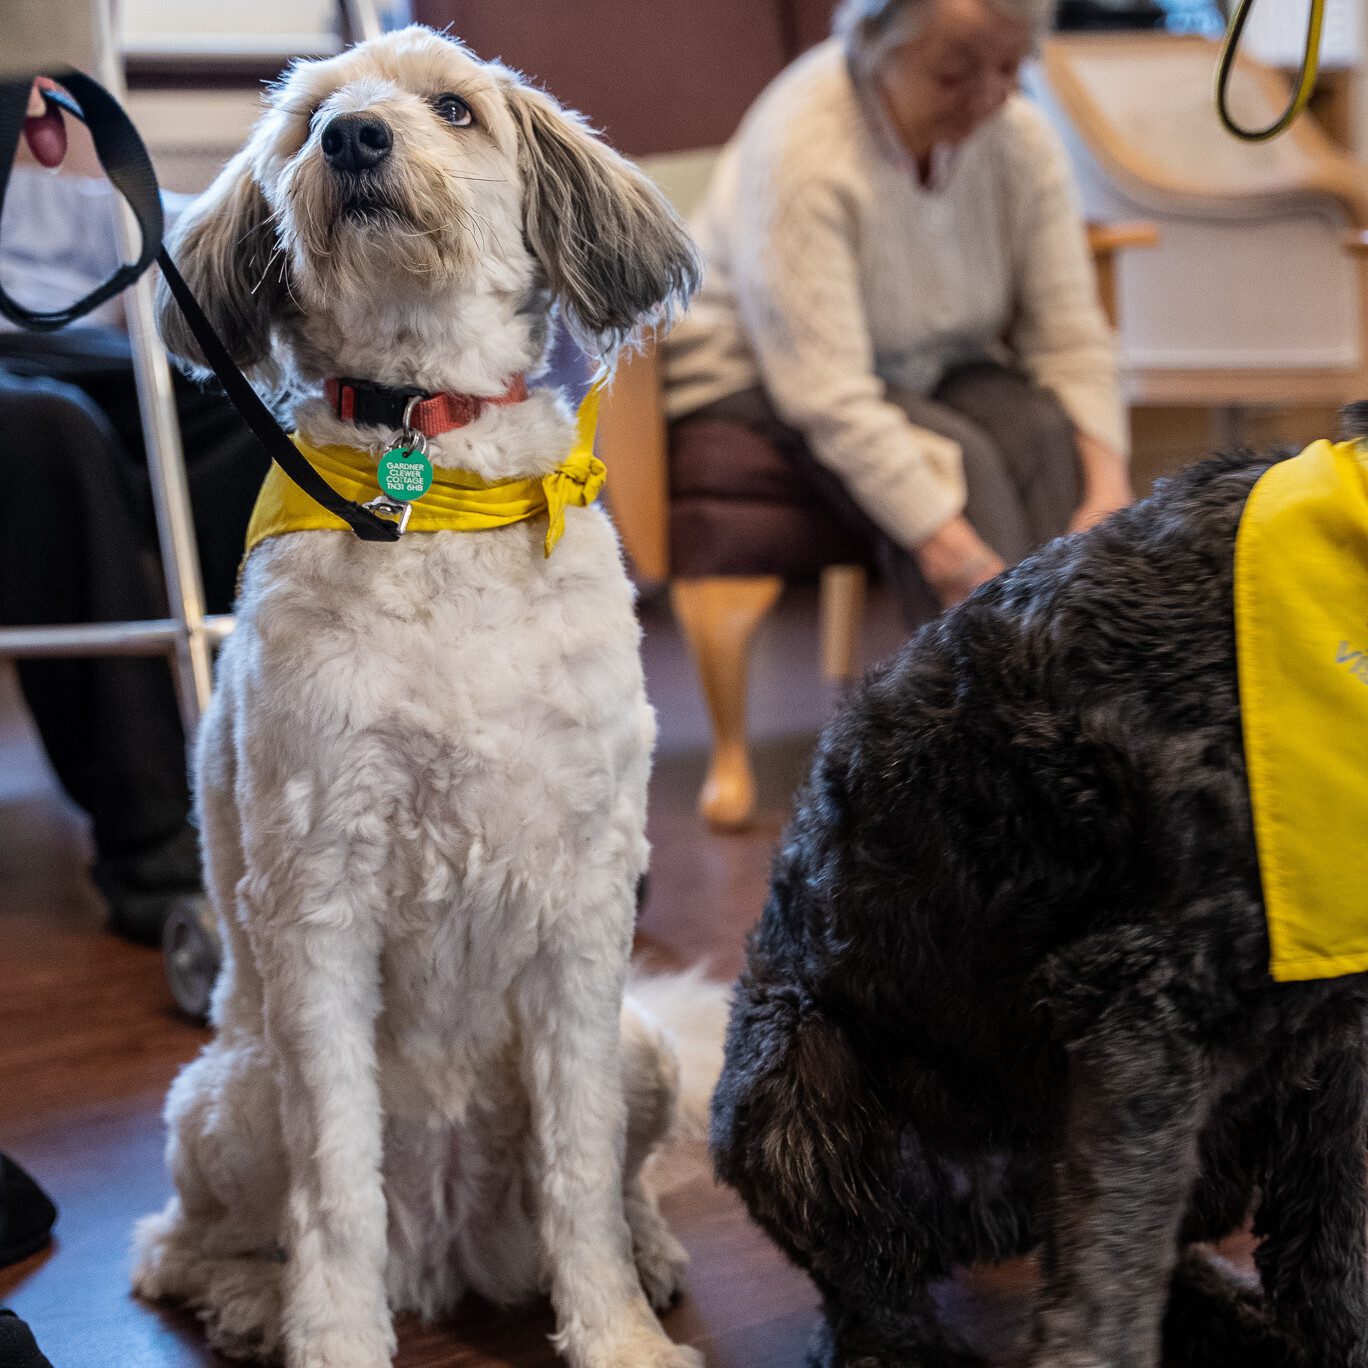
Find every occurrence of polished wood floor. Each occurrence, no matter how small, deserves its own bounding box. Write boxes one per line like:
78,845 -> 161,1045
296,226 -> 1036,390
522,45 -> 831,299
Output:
0,581 -> 1251,1368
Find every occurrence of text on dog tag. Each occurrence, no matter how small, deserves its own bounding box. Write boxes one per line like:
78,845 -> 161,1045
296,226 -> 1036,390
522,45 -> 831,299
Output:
376,447 -> 434,502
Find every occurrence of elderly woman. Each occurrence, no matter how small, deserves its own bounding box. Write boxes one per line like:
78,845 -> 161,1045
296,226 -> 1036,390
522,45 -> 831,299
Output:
663,0 -> 1130,617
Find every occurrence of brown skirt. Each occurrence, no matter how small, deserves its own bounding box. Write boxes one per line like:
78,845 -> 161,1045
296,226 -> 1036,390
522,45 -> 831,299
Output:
667,359 -> 1082,627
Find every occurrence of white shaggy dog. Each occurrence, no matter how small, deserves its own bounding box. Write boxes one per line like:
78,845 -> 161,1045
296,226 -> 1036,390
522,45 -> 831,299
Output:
130,25 -> 710,1368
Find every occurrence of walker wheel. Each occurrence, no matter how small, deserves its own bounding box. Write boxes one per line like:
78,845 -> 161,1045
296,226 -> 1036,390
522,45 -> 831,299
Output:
162,896 -> 222,1022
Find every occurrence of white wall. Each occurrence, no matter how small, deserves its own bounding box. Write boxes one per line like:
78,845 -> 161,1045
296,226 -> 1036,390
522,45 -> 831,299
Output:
1354,0 -> 1368,158
118,0 -> 411,58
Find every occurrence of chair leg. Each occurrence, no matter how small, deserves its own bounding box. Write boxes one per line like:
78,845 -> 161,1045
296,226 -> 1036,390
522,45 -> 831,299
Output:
1210,404 -> 1246,450
670,576 -> 783,832
818,564 -> 866,684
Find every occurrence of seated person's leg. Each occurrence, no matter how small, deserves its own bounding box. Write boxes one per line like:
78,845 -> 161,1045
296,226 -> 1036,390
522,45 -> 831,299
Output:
0,370 -> 196,942
673,385 -> 1031,629
883,385 -> 1031,619
668,385 -> 881,579
0,327 -> 269,616
932,360 -> 1082,548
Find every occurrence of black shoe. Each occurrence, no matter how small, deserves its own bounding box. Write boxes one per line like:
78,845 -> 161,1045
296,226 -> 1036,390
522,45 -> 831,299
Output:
0,1156 -> 57,1268
0,1310 -> 55,1368
92,823 -> 202,946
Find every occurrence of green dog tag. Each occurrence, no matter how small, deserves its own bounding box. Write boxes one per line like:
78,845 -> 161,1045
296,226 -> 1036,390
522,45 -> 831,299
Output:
376,446 -> 433,502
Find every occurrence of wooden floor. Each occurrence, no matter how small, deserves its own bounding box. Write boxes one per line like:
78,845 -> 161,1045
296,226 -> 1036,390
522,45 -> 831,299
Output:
0,580 -> 1251,1368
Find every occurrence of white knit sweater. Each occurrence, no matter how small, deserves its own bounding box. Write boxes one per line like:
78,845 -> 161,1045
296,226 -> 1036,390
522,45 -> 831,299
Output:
662,39 -> 1126,549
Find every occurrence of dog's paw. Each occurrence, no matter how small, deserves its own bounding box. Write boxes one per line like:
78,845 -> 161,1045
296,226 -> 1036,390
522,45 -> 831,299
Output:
631,1212 -> 689,1311
288,1343 -> 391,1368
593,1337 -> 703,1368
131,1204 -> 199,1303
555,1309 -> 702,1368
198,1257 -> 284,1364
206,1320 -> 282,1364
286,1320 -> 396,1368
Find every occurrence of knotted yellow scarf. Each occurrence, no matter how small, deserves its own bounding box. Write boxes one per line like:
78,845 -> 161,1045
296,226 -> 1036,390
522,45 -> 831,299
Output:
1236,437 -> 1368,981
244,379 -> 606,557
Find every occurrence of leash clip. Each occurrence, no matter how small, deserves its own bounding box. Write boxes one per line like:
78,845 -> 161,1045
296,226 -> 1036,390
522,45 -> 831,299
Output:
360,495 -> 413,536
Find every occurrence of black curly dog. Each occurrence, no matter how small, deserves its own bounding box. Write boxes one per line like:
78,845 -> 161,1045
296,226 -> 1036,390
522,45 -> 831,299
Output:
711,434 -> 1368,1368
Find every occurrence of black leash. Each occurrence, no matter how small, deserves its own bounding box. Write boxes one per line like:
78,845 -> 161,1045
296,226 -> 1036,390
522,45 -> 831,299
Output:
0,73 -> 403,542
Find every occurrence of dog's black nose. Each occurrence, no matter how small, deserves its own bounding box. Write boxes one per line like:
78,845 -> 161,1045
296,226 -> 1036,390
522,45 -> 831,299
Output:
321,114 -> 392,172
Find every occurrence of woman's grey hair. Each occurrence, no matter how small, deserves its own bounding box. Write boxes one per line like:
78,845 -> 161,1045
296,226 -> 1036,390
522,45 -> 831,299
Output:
836,0 -> 1057,77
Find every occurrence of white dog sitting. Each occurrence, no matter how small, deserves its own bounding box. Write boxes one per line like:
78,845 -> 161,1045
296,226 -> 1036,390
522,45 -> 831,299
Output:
130,25 -> 709,1368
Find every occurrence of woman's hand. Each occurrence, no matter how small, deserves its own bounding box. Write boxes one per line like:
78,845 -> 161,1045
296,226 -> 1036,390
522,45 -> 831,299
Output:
1069,431 -> 1133,534
915,515 -> 1005,610
23,78 -> 67,168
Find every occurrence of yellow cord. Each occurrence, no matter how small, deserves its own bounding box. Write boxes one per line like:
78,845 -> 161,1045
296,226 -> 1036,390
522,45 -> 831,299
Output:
1215,0 -> 1325,142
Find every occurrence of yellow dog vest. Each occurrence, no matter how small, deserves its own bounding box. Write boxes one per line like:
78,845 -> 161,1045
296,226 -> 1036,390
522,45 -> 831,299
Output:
1236,438 -> 1368,981
244,380 -> 606,558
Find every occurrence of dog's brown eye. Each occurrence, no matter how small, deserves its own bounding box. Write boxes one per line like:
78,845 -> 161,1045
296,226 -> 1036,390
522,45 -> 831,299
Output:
433,94 -> 474,128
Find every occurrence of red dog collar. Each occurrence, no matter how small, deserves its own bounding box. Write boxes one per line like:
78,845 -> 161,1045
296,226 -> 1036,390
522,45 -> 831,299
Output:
324,374 -> 529,438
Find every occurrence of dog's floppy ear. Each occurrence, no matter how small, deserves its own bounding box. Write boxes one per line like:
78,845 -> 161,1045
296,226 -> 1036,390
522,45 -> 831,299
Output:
503,80 -> 700,357
156,145 -> 287,379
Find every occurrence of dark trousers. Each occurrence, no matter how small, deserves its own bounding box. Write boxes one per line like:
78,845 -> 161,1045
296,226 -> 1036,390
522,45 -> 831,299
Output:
0,328 -> 266,863
693,360 -> 1082,626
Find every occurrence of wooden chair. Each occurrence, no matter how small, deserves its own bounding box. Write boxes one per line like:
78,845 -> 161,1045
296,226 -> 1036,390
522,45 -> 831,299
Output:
597,219 -> 1156,831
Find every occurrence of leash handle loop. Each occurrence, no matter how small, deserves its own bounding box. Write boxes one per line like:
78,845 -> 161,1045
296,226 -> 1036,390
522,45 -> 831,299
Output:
0,74 -> 401,542
0,74 -> 159,329
1215,0 -> 1326,143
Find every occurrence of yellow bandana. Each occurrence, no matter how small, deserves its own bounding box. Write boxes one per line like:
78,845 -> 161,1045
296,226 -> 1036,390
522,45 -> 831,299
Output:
244,379 -> 606,558
1236,438 -> 1368,981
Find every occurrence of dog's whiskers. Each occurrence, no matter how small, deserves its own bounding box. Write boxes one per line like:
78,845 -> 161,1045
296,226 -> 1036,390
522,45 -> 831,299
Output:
450,204 -> 490,254
271,246 -> 304,311
249,247 -> 281,297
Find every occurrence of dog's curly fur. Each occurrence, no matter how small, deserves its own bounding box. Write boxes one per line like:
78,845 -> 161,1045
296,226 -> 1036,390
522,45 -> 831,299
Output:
711,447 -> 1368,1368
130,26 -> 713,1368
